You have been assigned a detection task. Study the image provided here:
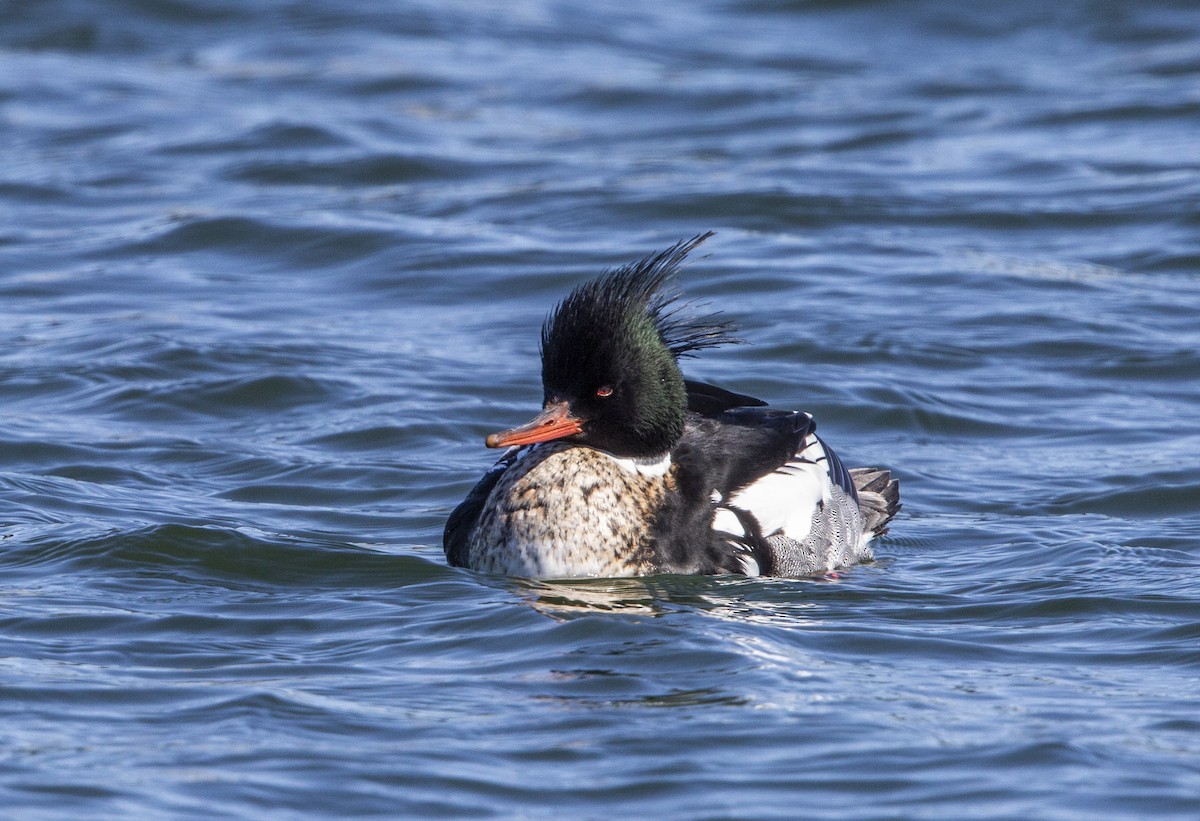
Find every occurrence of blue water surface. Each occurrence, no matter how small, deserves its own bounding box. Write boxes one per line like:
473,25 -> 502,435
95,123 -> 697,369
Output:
2,1 -> 1199,818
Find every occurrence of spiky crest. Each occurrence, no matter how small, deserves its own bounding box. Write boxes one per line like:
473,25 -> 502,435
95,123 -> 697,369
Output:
540,231 -> 739,363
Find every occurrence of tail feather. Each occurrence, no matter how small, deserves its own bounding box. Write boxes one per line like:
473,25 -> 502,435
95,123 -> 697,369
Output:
850,467 -> 900,537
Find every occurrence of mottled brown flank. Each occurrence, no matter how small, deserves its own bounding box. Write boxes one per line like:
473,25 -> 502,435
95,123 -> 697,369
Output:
465,442 -> 670,577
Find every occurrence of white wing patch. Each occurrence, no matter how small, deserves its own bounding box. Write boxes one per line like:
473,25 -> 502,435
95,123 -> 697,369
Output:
711,431 -> 833,543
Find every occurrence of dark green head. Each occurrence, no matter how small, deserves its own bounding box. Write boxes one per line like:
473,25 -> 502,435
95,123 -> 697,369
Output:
486,232 -> 739,458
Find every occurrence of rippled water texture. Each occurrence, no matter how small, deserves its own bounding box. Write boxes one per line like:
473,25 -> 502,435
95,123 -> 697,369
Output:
2,1 -> 1199,818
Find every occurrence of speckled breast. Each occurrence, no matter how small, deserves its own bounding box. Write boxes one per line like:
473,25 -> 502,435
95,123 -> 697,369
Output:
465,442 -> 669,578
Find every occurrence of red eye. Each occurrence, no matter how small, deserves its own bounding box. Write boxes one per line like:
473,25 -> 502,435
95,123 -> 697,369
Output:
595,386 -> 613,398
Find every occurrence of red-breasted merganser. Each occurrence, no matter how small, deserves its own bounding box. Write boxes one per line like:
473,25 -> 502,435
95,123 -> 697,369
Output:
444,232 -> 900,578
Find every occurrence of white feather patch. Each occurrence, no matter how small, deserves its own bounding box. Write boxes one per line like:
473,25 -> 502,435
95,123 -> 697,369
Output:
737,553 -> 761,577
603,451 -> 672,477
711,433 -> 833,543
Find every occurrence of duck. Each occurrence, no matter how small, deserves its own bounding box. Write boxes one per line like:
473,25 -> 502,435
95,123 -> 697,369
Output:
443,232 -> 899,578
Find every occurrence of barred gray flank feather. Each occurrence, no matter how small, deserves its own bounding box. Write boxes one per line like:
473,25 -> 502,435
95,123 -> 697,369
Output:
767,483 -> 868,577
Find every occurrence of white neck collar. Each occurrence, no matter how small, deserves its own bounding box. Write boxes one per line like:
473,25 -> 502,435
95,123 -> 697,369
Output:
603,450 -> 672,477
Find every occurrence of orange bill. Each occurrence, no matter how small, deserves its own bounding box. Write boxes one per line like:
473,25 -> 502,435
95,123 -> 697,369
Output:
485,401 -> 583,448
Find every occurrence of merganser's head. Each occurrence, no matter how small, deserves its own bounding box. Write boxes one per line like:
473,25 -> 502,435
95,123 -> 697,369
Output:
486,231 -> 738,458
